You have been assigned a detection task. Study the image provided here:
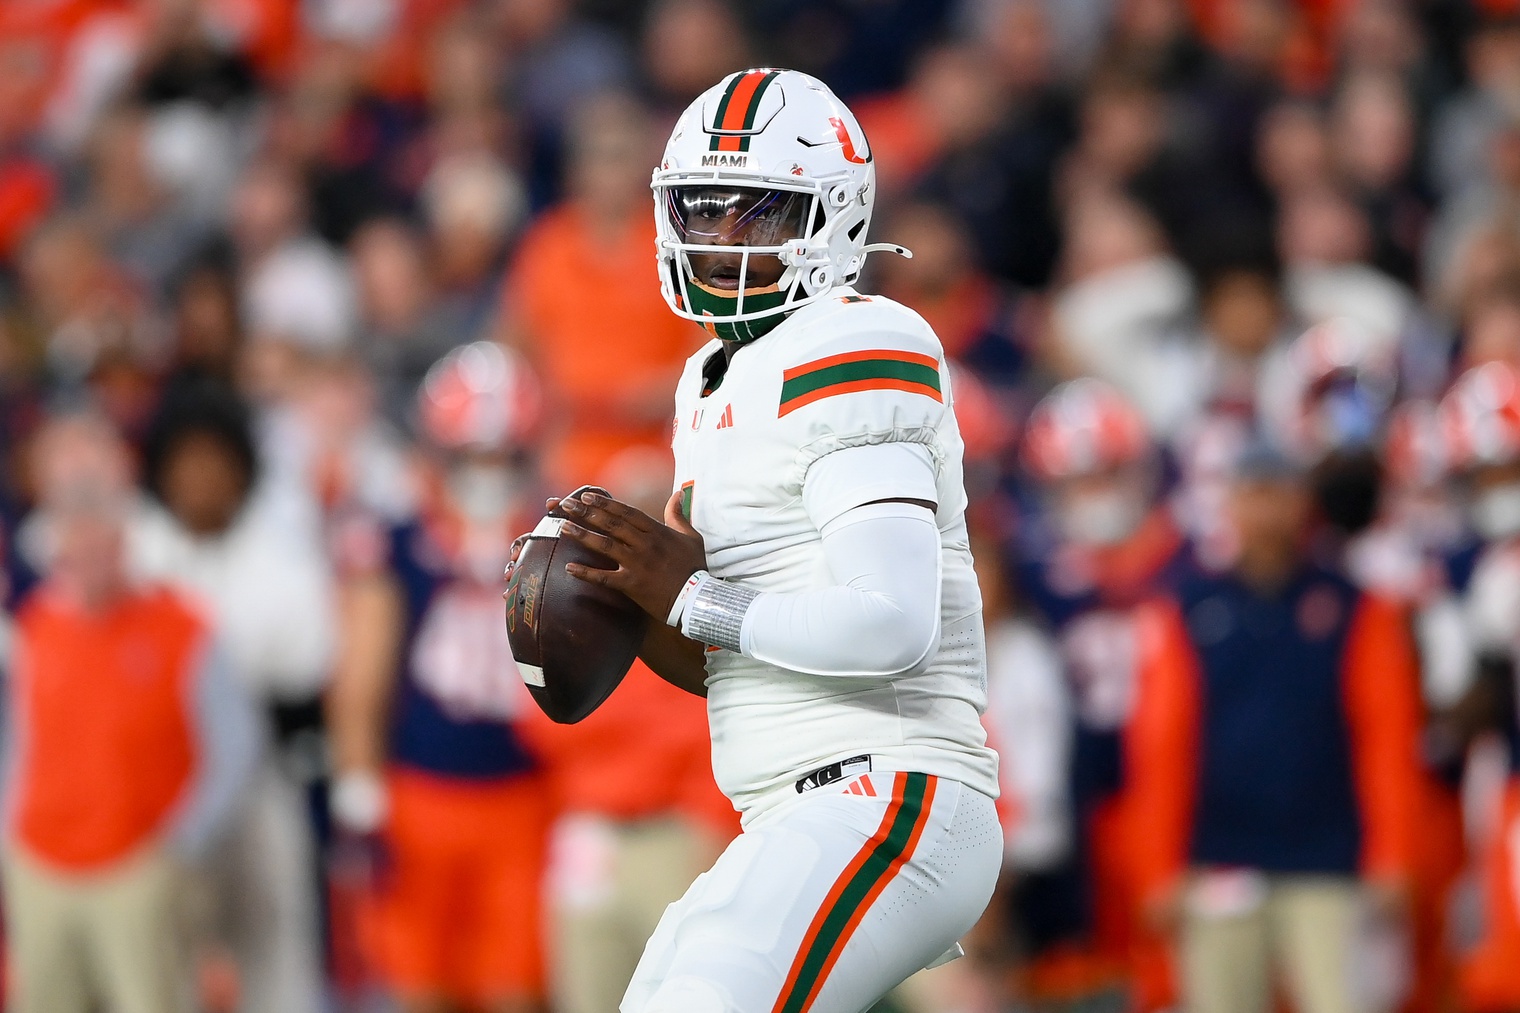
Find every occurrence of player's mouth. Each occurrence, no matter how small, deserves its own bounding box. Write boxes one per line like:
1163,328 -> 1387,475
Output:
703,263 -> 744,290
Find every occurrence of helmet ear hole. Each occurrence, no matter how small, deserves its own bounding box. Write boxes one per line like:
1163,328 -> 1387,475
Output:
809,265 -> 833,290
828,185 -> 851,208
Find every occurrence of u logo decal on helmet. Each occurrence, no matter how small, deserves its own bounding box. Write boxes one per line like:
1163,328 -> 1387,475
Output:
829,117 -> 871,164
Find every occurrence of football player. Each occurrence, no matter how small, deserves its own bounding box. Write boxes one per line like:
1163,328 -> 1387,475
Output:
525,69 -> 1002,1012
329,342 -> 550,1013
1437,362 -> 1520,1012
1014,379 -> 1185,1011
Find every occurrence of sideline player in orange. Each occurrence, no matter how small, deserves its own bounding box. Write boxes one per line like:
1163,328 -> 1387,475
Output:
1437,363 -> 1520,1012
1014,379 -> 1185,1011
327,343 -> 549,1013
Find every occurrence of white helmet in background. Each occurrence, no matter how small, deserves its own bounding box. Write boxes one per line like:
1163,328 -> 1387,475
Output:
651,68 -> 908,343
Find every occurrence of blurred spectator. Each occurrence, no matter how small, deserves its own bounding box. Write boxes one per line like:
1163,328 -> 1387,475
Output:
1459,279 -> 1520,369
327,342 -> 548,1013
1256,99 -> 1332,199
420,149 -> 527,340
351,217 -> 461,431
3,412 -> 259,1013
1050,193 -> 1194,436
1425,103 -> 1520,301
164,251 -> 243,388
1130,441 -> 1422,1013
84,103 -> 213,296
17,212 -> 159,396
231,156 -> 356,399
1013,379 -> 1186,1011
497,91 -> 695,492
1351,399 -> 1474,1013
1330,71 -> 1428,286
1436,362 -> 1520,1012
912,41 -> 1068,288
1279,187 -> 1418,348
1166,233 -> 1302,563
1427,15 -> 1520,203
493,0 -> 634,203
640,0 -> 753,118
133,382 -> 336,1013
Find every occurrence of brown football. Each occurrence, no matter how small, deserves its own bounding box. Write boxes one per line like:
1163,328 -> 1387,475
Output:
505,486 -> 649,723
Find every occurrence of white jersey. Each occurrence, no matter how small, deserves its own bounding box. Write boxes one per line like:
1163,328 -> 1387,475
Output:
670,287 -> 999,819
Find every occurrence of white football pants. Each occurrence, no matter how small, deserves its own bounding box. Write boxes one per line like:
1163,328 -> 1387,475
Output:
621,771 -> 1001,1013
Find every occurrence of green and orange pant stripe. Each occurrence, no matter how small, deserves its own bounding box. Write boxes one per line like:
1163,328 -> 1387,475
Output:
778,349 -> 943,417
771,772 -> 939,1013
710,69 -> 780,151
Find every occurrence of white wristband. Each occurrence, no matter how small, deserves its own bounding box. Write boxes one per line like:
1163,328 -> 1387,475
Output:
681,573 -> 761,653
667,570 -> 710,626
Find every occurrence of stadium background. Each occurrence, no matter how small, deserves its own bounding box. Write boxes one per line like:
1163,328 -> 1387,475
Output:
4,0 -> 1520,1011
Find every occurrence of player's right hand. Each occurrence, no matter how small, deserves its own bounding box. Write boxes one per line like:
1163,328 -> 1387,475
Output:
557,490 -> 707,622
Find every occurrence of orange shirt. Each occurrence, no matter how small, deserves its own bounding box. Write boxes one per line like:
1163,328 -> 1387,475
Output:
9,584 -> 207,870
519,660 -> 737,838
506,205 -> 702,490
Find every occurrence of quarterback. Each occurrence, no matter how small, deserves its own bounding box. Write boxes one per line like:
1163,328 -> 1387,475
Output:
544,69 -> 1001,1012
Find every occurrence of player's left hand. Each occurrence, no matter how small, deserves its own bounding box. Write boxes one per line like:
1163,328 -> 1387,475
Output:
558,489 -> 707,621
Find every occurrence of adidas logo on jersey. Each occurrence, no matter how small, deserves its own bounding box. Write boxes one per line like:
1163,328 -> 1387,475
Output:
715,404 -> 734,429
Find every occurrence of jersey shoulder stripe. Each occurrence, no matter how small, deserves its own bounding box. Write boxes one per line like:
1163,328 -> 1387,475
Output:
777,348 -> 942,417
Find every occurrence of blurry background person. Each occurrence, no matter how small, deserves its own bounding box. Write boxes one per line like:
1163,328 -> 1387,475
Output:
1436,361 -> 1520,1013
2,413 -> 258,1013
496,91 -> 698,492
1129,440 -> 1422,1013
326,342 -> 549,1013
1012,378 -> 1187,1012
132,381 -> 336,1013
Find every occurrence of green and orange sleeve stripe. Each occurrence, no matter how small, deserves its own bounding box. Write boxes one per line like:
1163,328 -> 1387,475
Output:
772,771 -> 938,1013
710,69 -> 780,151
778,349 -> 943,417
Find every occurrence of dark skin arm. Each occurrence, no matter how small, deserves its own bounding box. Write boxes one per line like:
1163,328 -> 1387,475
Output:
515,490 -> 937,698
639,621 -> 712,697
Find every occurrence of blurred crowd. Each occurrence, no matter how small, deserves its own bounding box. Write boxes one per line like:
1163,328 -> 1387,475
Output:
6,1 -> 1520,1013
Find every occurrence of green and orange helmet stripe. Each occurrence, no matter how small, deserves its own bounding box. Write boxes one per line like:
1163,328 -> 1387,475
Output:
709,69 -> 782,151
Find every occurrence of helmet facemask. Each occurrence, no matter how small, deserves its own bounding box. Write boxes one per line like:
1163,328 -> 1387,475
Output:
654,178 -> 861,343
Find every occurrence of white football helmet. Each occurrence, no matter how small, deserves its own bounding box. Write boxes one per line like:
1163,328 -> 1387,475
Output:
652,68 -> 908,343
